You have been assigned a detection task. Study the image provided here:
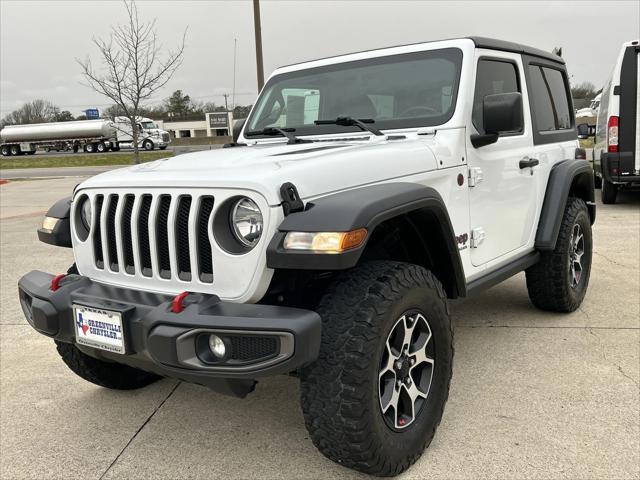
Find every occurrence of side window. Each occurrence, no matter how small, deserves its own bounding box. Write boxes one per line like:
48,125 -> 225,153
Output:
542,67 -> 571,129
472,59 -> 520,134
528,65 -> 572,131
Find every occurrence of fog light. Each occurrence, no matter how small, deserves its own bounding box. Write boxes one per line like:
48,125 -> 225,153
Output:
208,334 -> 226,358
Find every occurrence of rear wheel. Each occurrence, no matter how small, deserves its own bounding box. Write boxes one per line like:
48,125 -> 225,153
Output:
159,145 -> 168,150
526,197 -> 592,312
300,261 -> 453,476
96,142 -> 106,153
1,145 -> 9,156
601,180 -> 617,204
83,143 -> 95,153
55,341 -> 161,390
593,173 -> 602,189
10,145 -> 21,156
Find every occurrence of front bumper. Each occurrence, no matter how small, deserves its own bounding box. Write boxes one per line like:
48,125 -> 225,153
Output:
18,271 -> 321,397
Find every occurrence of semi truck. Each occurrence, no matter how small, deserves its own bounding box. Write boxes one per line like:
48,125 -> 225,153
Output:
0,117 -> 171,156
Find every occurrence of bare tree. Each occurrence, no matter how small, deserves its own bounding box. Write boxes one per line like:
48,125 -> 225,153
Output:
78,0 -> 186,163
1,99 -> 60,127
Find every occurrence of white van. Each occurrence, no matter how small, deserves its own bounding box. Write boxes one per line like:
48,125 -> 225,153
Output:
593,40 -> 640,203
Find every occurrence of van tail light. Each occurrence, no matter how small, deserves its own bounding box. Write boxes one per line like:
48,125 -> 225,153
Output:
575,148 -> 587,160
607,116 -> 619,153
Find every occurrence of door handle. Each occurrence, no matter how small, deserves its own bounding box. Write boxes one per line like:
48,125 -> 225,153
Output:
519,158 -> 539,169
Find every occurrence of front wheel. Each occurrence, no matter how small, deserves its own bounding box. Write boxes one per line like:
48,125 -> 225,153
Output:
55,341 -> 161,390
526,197 -> 592,312
143,139 -> 154,151
300,261 -> 453,476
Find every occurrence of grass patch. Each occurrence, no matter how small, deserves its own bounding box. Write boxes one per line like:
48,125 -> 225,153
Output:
579,138 -> 594,149
0,151 -> 173,170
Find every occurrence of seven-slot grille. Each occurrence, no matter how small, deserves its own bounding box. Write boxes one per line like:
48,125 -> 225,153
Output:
88,193 -> 215,283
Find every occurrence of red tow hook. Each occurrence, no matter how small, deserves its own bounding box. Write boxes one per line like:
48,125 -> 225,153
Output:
172,291 -> 190,313
50,274 -> 67,292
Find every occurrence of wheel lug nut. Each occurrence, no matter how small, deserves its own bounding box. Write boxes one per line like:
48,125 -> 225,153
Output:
409,358 -> 416,366
396,380 -> 402,388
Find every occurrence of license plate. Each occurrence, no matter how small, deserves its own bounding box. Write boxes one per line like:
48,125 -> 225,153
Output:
73,305 -> 125,354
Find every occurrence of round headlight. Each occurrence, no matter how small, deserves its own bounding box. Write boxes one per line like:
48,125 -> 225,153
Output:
80,197 -> 92,231
230,197 -> 263,248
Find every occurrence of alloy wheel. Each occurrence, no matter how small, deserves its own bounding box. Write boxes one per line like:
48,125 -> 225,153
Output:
569,223 -> 585,288
378,311 -> 435,430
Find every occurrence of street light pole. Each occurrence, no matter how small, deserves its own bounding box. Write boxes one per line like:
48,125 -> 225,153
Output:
253,0 -> 264,91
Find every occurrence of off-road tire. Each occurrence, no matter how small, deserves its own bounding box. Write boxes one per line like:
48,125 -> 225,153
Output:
55,341 -> 161,390
601,180 -> 617,204
300,261 -> 453,476
526,197 -> 592,312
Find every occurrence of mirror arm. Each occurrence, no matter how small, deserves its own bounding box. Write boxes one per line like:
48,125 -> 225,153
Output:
471,133 -> 499,148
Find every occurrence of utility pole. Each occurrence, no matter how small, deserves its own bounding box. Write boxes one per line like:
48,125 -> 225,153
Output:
223,93 -> 229,111
232,38 -> 238,109
253,0 -> 264,91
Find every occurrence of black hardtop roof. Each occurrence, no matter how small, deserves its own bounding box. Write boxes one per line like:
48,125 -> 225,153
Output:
278,37 -> 564,70
469,37 -> 565,64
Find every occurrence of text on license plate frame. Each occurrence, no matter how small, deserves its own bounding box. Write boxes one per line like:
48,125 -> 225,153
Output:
73,304 -> 126,355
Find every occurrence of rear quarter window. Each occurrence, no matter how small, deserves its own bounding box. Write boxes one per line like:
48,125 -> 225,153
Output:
524,57 -> 576,145
528,65 -> 572,131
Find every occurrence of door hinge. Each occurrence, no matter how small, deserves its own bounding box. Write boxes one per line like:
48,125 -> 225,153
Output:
468,167 -> 483,187
470,227 -> 486,248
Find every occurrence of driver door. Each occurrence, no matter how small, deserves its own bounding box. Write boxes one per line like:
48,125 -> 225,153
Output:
466,53 -> 538,267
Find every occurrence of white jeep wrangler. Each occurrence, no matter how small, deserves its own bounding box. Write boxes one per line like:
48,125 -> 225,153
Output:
19,37 -> 595,476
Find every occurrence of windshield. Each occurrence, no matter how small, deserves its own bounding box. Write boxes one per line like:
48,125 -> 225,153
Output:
246,48 -> 463,138
141,121 -> 156,130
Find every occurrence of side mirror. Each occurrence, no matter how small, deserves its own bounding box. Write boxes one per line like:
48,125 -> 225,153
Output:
576,123 -> 589,139
576,123 -> 595,139
232,118 -> 246,143
471,92 -> 523,148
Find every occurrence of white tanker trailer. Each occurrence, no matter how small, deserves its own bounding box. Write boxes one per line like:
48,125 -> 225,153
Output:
0,117 -> 171,156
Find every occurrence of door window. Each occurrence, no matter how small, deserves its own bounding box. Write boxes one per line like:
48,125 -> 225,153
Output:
472,59 -> 521,134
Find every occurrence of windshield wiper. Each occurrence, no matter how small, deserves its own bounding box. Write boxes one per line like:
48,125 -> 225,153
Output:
245,127 -> 312,145
314,116 -> 383,136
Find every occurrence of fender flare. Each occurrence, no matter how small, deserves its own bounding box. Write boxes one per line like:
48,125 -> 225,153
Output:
37,196 -> 72,248
535,159 -> 595,251
266,182 -> 466,297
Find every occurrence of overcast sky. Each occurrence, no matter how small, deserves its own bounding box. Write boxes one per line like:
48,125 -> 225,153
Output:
1,0 -> 638,117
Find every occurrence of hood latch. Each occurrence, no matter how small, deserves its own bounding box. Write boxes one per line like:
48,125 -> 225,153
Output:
280,182 -> 304,216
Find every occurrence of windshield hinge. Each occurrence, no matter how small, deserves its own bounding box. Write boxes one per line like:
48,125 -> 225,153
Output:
280,182 -> 304,216
468,167 -> 484,187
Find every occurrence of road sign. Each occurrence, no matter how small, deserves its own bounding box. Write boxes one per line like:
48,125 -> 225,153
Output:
84,109 -> 100,119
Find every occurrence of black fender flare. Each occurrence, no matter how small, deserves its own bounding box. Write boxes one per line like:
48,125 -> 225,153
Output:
37,196 -> 72,248
535,159 -> 595,251
266,182 -> 466,298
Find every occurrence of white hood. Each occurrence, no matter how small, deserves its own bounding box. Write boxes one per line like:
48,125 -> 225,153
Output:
78,137 -> 439,205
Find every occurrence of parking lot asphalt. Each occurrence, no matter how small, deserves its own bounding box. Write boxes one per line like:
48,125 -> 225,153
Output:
1,178 -> 638,479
